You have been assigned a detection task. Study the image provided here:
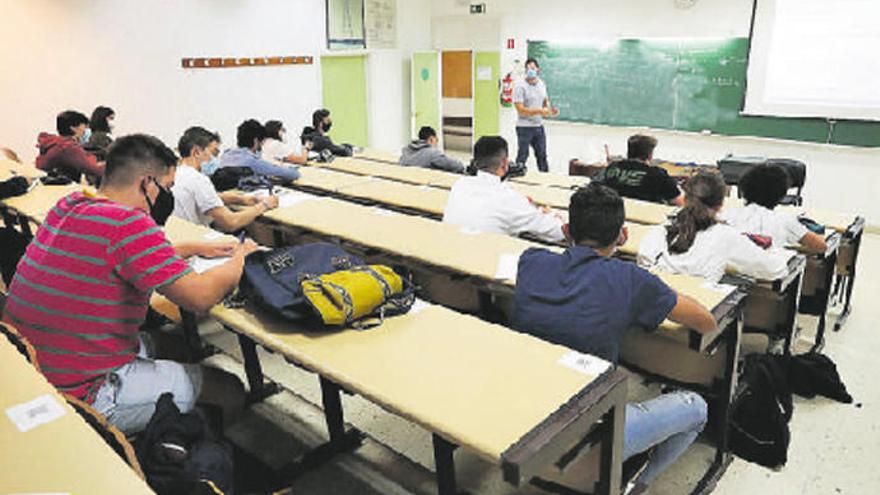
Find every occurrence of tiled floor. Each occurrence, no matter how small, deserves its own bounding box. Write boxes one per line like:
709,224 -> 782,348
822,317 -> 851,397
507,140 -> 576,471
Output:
202,234 -> 879,494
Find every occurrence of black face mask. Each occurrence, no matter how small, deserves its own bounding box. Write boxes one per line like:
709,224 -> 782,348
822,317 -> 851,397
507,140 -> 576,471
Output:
322,121 -> 332,132
144,178 -> 175,226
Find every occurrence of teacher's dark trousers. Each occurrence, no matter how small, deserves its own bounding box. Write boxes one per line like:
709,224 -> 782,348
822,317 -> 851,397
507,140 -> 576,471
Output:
515,126 -> 548,172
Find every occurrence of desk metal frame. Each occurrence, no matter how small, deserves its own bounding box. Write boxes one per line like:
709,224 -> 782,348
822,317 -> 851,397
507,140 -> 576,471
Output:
831,217 -> 865,332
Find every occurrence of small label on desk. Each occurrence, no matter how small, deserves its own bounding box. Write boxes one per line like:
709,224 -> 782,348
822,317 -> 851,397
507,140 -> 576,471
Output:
558,351 -> 611,377
495,253 -> 520,281
460,226 -> 482,235
409,298 -> 430,315
5,394 -> 66,433
371,207 -> 396,217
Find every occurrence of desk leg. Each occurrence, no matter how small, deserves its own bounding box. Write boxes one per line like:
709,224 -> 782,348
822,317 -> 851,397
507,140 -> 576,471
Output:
693,317 -> 740,495
320,376 -> 346,442
180,310 -> 213,361
836,232 -> 862,332
16,215 -> 32,240
433,433 -> 463,495
596,402 -> 625,495
236,333 -> 280,404
782,272 -> 803,356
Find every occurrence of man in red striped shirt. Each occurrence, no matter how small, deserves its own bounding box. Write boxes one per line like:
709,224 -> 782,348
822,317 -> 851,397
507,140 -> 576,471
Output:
4,134 -> 256,434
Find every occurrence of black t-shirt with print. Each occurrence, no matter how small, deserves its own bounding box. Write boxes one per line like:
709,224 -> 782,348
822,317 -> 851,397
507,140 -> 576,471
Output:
602,159 -> 681,204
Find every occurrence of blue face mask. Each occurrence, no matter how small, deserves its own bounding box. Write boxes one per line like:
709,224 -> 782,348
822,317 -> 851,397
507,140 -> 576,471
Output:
526,68 -> 538,79
80,127 -> 92,144
202,156 -> 220,176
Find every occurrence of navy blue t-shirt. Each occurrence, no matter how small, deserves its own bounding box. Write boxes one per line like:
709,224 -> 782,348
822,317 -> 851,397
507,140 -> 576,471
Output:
513,246 -> 678,363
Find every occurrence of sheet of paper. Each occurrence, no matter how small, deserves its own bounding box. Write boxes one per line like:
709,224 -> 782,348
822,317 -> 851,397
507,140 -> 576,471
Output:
190,256 -> 231,274
5,394 -> 66,433
203,231 -> 226,241
495,253 -> 520,281
477,65 -> 493,81
278,191 -> 320,209
558,351 -> 611,377
701,281 -> 736,294
372,207 -> 396,217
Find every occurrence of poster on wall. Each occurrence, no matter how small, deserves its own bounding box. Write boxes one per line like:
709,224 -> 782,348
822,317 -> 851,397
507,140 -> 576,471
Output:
365,0 -> 396,49
327,0 -> 366,50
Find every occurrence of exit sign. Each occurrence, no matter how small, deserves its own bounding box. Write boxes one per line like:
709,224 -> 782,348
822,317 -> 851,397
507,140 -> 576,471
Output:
470,3 -> 486,14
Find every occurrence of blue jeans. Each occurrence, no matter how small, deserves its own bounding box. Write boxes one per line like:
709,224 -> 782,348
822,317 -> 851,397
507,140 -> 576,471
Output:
92,336 -> 203,435
515,126 -> 548,172
623,391 -> 708,484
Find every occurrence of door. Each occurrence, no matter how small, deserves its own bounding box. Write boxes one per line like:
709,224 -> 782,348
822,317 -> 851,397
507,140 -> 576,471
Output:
321,54 -> 369,147
411,52 -> 441,141
472,51 -> 501,142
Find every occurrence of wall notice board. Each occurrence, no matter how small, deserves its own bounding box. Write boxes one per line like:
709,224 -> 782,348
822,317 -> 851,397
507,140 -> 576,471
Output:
528,39 -> 879,147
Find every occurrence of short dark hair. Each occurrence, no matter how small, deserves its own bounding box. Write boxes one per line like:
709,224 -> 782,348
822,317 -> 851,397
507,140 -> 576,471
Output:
89,106 -> 115,133
56,110 -> 89,136
312,108 -> 331,128
418,126 -> 436,141
236,119 -> 267,148
627,134 -> 658,161
569,183 -> 625,247
740,164 -> 790,209
104,134 -> 178,186
265,120 -> 284,141
473,136 -> 508,172
525,58 -> 539,69
178,126 -> 220,158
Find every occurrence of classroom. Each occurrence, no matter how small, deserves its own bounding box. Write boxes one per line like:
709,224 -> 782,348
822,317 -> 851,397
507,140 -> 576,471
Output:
0,1 -> 877,494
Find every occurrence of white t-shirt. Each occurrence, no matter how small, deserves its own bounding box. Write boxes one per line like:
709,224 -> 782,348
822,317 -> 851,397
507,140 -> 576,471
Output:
442,171 -> 565,243
637,222 -> 792,283
171,164 -> 225,227
262,138 -> 302,162
719,203 -> 809,249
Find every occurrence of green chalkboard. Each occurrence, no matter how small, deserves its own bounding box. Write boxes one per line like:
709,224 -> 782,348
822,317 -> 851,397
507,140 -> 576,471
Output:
529,39 -> 880,147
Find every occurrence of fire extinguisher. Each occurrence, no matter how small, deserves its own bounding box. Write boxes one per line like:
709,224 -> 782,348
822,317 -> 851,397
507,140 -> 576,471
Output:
500,72 -> 514,107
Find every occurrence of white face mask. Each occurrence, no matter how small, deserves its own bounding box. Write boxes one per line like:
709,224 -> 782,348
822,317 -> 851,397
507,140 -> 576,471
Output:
280,131 -> 287,143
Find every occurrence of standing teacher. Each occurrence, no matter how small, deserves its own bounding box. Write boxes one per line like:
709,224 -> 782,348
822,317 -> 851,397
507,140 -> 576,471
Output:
513,58 -> 558,173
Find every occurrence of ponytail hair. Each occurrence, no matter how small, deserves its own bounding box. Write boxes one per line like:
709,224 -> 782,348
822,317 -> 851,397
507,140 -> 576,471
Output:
666,172 -> 726,254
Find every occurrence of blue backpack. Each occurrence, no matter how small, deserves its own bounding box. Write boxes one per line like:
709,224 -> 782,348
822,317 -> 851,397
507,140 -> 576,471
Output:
239,243 -> 366,322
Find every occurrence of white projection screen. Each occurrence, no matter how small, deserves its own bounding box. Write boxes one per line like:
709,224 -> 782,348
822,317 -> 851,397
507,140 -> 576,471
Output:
744,0 -> 880,121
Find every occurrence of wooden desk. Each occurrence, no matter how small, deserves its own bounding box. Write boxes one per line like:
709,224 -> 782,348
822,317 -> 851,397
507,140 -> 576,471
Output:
353,147 -> 401,164
161,217 -> 628,495
0,182 -> 80,237
510,170 -> 589,190
0,334 -> 153,494
312,157 -> 462,189
0,159 -> 45,180
294,166 -> 376,193
331,178 -> 449,217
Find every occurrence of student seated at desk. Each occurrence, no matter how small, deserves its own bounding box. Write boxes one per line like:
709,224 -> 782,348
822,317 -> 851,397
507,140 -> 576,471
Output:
301,108 -> 352,157
218,119 -> 301,182
638,173 -> 790,284
262,120 -> 310,165
36,110 -> 105,183
443,136 -> 565,243
720,164 -> 827,254
3,134 -> 252,435
514,183 -> 715,494
602,135 -> 684,206
172,127 -> 279,231
399,126 -> 465,173
85,106 -> 115,159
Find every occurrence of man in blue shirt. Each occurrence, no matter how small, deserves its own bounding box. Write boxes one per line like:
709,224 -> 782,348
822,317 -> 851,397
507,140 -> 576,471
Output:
514,183 -> 717,494
218,119 -> 301,182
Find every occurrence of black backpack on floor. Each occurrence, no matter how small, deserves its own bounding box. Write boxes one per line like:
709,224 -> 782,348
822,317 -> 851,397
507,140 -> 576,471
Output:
729,354 -> 793,469
137,393 -> 234,495
785,352 -> 852,404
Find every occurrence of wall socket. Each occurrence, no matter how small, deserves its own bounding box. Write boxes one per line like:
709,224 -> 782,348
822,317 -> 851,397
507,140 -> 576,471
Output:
470,3 -> 486,14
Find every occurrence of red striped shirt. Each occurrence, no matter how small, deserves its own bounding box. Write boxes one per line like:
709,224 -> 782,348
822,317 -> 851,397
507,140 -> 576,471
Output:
3,191 -> 191,401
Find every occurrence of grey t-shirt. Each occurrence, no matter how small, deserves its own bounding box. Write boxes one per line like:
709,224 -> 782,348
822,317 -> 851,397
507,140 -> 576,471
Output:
513,78 -> 548,127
